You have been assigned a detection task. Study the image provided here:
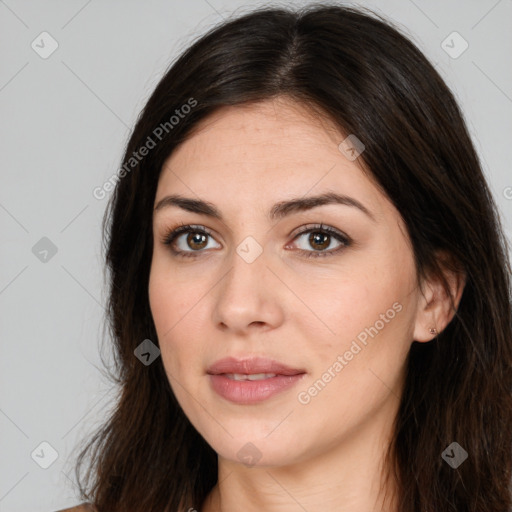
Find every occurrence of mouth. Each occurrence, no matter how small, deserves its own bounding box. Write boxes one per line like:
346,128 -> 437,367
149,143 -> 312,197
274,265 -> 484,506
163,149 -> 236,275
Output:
222,373 -> 280,381
207,357 -> 306,404
206,356 -> 306,376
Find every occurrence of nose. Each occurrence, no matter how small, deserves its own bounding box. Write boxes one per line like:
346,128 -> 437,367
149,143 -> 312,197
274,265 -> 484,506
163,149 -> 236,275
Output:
212,245 -> 285,335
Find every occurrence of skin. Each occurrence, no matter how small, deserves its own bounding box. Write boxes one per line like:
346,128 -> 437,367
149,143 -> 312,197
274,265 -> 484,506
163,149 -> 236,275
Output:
148,96 -> 465,512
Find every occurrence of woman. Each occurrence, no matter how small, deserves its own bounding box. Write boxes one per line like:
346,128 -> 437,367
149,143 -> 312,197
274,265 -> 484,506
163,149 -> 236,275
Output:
62,4 -> 512,512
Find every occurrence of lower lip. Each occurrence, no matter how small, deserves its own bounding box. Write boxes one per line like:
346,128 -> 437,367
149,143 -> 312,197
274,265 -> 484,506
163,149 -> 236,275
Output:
209,373 -> 306,404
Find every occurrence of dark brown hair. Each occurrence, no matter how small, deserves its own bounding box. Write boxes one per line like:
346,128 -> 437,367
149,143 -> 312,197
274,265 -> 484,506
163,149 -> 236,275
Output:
73,4 -> 512,511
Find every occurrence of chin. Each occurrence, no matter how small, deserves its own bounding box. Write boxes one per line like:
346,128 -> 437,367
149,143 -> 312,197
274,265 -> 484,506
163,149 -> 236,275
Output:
204,429 -> 306,468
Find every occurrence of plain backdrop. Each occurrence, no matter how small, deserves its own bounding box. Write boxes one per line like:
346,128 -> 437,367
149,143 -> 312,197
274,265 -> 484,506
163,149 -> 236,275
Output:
1,0 -> 511,510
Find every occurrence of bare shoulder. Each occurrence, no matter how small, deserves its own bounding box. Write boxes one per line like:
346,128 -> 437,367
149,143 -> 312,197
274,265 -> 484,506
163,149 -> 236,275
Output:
54,503 -> 97,512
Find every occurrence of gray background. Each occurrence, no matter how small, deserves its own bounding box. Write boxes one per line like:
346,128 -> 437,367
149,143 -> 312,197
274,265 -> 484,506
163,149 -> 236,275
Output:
1,0 -> 511,510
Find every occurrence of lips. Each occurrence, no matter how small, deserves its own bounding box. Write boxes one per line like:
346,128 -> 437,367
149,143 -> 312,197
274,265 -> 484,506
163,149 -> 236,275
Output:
206,356 -> 306,377
206,357 -> 307,404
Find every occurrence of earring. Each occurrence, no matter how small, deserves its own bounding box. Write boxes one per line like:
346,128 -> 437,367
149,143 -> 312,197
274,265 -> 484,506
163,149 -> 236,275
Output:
429,327 -> 437,335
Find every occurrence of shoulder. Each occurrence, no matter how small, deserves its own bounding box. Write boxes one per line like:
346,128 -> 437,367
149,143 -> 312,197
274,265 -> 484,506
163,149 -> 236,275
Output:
54,504 -> 97,512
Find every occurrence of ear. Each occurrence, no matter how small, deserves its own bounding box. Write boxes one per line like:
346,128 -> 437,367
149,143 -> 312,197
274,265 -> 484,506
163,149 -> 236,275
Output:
412,250 -> 466,342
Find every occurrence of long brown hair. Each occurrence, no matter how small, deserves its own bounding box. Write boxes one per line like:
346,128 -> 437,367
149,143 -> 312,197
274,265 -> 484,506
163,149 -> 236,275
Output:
74,4 -> 512,511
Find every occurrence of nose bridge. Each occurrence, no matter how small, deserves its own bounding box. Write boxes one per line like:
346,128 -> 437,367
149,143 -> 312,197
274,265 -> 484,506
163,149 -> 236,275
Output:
212,238 -> 282,330
221,239 -> 269,300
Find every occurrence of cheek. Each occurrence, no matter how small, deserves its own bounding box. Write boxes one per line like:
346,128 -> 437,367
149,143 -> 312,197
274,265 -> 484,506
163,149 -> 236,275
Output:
148,263 -> 197,370
148,254 -> 200,332
148,260 -> 218,397
293,252 -> 415,366
288,262 -> 388,340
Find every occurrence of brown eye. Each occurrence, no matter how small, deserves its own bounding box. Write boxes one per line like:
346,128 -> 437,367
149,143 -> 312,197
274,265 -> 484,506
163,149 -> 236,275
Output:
289,224 -> 351,258
308,232 -> 331,251
162,223 -> 351,260
162,224 -> 221,258
186,232 -> 208,250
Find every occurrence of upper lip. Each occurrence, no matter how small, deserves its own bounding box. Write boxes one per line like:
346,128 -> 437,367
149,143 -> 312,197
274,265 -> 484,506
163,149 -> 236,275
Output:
207,357 -> 306,376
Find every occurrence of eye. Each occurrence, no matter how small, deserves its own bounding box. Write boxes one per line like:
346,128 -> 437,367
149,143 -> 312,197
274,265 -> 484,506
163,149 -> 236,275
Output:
288,224 -> 351,258
160,222 -> 351,259
161,224 -> 220,258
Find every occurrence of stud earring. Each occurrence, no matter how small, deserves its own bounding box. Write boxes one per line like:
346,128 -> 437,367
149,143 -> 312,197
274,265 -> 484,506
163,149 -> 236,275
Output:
429,327 -> 437,335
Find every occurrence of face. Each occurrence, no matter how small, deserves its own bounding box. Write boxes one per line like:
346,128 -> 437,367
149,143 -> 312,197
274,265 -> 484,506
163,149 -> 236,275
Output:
149,97 -> 422,468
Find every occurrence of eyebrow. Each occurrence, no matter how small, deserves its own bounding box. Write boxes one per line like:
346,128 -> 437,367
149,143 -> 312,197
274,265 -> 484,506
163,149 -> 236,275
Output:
154,192 -> 376,222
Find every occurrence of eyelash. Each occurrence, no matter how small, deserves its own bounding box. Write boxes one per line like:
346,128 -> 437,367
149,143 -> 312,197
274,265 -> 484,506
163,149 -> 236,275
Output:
160,223 -> 352,259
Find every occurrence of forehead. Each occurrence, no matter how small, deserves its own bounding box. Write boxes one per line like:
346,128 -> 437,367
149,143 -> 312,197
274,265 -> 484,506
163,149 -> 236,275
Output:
165,98 -> 344,169
155,98 -> 387,221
